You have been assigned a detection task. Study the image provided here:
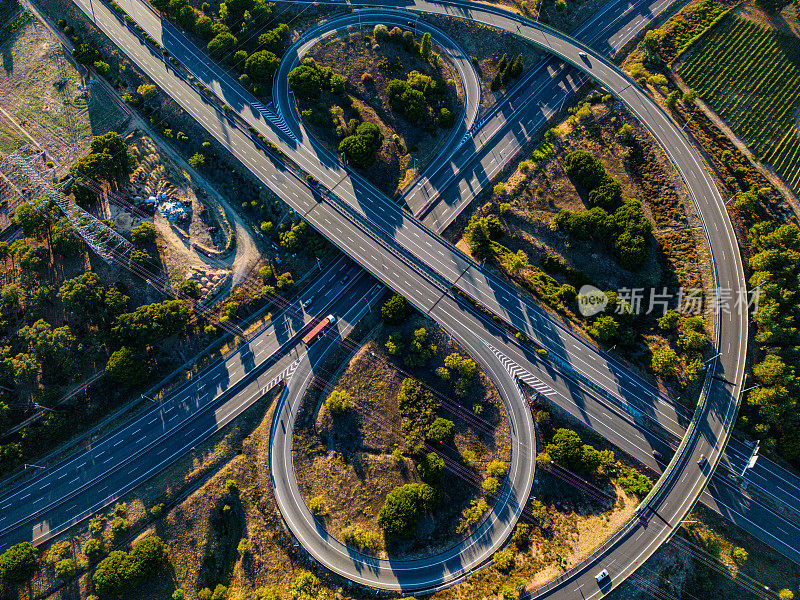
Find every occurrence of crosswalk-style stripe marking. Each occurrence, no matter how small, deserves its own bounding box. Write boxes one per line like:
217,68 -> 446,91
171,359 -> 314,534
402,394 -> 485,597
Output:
250,101 -> 295,139
483,342 -> 555,396
261,358 -> 301,395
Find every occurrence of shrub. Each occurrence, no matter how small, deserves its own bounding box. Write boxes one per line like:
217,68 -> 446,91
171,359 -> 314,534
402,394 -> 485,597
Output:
427,417 -> 455,445
237,538 -> 250,556
377,483 -> 437,536
225,479 -> 239,494
486,460 -> 508,478
339,122 -> 383,168
82,537 -> 102,560
512,523 -> 530,546
732,546 -> 748,564
494,548 -> 515,572
150,503 -> 165,517
341,526 -> 381,552
482,476 -> 501,494
325,389 -> 355,414
309,496 -> 325,515
564,150 -> 606,191
1,543 -> 38,583
373,23 -> 388,40
459,498 -> 488,531
381,294 -> 411,324
188,152 -> 206,168
54,558 -> 76,579
651,347 -> 679,378
590,315 -> 618,342
666,90 -> 680,109
109,516 -> 130,539
417,452 -> 445,482
619,467 -> 653,496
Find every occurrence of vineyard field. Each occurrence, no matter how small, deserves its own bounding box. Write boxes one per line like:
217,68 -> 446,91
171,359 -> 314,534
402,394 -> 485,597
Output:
677,15 -> 800,193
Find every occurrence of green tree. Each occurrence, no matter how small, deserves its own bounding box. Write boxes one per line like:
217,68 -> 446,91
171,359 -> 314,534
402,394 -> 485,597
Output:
420,32 -> 432,59
339,122 -> 383,168
564,150 -> 606,191
546,428 -> 583,470
377,483 -> 437,536
106,347 -> 145,385
590,315 -> 618,342
54,558 -> 76,579
82,538 -> 102,561
417,452 -> 445,482
51,218 -> 83,257
651,347 -> 679,378
325,389 -> 354,414
288,64 -> 322,99
58,272 -> 104,318
131,221 -> 157,247
381,294 -> 411,324
494,548 -> 515,572
207,32 -> 238,60
188,153 -> 206,169
0,542 -> 38,583
427,417 -> 455,445
138,84 -> 158,101
245,50 -> 279,82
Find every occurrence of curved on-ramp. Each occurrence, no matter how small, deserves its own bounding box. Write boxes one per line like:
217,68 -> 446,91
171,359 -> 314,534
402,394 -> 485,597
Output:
270,1 -> 748,597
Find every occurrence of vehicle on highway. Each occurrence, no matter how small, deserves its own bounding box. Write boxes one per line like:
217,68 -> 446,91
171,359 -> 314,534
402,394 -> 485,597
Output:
302,299 -> 312,309
699,454 -> 707,466
595,569 -> 610,584
579,51 -> 590,64
302,314 -> 336,346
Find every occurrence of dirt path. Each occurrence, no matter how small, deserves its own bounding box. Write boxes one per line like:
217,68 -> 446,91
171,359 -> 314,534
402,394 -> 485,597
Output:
18,0 -> 261,284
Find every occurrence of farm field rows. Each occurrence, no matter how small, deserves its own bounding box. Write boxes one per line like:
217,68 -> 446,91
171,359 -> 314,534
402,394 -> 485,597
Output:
677,15 -> 800,192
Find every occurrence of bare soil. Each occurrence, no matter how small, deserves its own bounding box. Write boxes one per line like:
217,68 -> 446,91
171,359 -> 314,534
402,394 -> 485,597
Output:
303,26 -> 463,197
421,14 -> 544,115
454,97 -> 713,393
293,315 -> 512,560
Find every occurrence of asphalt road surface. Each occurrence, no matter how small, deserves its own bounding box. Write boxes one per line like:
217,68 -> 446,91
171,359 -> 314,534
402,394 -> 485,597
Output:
39,0 -> 758,595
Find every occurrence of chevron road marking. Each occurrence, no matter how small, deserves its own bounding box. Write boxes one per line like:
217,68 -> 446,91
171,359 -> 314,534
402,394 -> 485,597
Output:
482,341 -> 555,397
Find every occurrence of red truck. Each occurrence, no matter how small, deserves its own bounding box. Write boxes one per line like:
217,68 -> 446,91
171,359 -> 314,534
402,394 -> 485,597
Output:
302,314 -> 336,346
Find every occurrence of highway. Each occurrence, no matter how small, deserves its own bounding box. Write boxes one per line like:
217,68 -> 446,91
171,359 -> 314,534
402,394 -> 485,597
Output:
98,0 -> 749,594
0,258 -> 378,546
274,9 -> 481,173
11,0 -> 766,594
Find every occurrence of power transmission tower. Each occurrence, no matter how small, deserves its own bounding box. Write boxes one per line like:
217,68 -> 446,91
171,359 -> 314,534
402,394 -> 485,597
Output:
0,146 -> 133,263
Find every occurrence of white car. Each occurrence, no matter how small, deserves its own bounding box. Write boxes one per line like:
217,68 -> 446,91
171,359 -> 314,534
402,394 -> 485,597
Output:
595,569 -> 610,584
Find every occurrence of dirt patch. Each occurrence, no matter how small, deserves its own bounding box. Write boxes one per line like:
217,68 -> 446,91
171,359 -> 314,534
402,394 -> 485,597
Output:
608,503 -> 800,600
453,95 -> 713,393
293,315 -> 512,560
302,26 -> 462,196
421,14 -> 543,116
119,130 -> 234,294
735,0 -> 800,38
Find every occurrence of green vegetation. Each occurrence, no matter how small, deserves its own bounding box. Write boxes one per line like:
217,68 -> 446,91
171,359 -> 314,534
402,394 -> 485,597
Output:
619,467 -> 653,497
493,548 -> 515,572
544,428 -> 616,477
288,58 -> 345,100
325,389 -> 355,414
740,223 -> 800,462
554,197 -> 651,270
490,53 -> 524,91
677,16 -> 800,192
92,536 -> 167,595
381,294 -> 411,324
377,482 -> 437,536
70,132 -> 132,181
386,71 -> 451,127
397,377 -> 439,453
339,122 -> 383,168
0,542 -> 37,584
